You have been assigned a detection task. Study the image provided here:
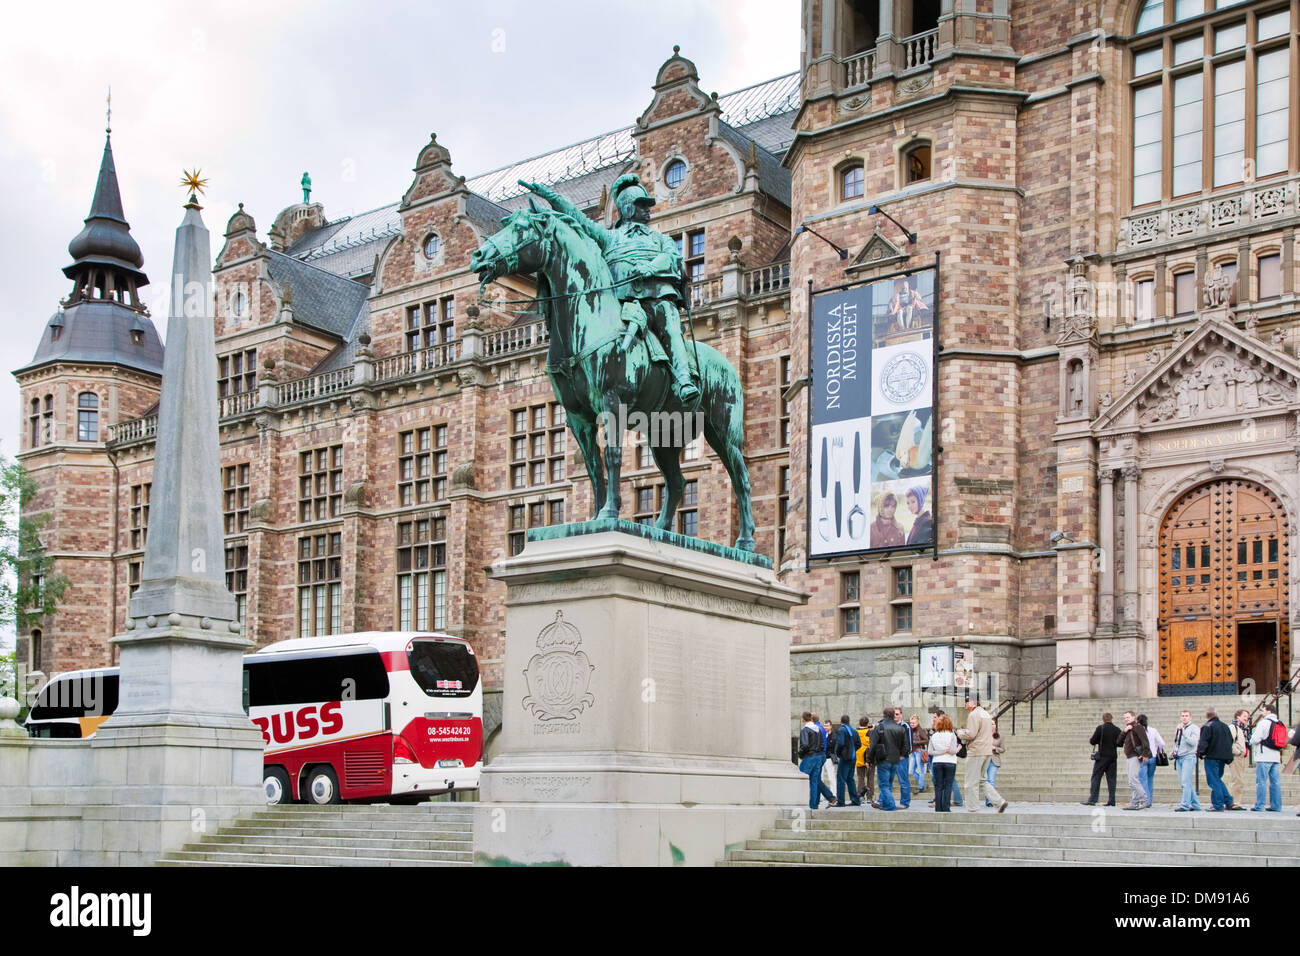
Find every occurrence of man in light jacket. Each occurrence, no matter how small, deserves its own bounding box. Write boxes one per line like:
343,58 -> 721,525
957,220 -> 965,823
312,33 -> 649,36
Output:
1171,710 -> 1202,812
1249,704 -> 1283,812
957,697 -> 1008,813
1119,710 -> 1152,810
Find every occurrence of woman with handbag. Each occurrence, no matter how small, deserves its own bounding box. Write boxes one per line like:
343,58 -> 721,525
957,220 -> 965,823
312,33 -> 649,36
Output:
1138,714 -> 1167,806
984,720 -> 1006,806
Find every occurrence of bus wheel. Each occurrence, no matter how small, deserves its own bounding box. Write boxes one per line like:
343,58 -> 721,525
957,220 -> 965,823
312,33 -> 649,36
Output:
263,767 -> 291,805
305,766 -> 340,805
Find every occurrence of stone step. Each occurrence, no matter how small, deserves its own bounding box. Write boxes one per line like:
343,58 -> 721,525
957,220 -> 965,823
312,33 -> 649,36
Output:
205,833 -> 471,852
159,849 -> 472,866
754,831 -> 1300,857
170,840 -> 471,862
245,812 -> 473,830
778,808 -> 1300,831
717,858 -> 1124,867
724,845 -> 1212,865
216,824 -> 472,841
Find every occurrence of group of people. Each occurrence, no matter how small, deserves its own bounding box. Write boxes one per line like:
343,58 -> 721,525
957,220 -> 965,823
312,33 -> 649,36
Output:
796,698 -> 1008,813
1084,704 -> 1295,812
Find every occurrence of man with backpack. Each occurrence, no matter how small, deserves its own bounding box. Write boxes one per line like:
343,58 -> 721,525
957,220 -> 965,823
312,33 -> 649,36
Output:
797,712 -> 836,810
1249,703 -> 1285,812
834,715 -> 863,807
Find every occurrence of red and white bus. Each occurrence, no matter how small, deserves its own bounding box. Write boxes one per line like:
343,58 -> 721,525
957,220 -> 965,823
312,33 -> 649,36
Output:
245,632 -> 482,804
25,632 -> 483,805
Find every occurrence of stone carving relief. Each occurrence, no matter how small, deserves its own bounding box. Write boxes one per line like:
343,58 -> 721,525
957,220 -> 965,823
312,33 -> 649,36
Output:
1204,265 -> 1235,310
521,610 -> 595,721
1140,353 -> 1291,424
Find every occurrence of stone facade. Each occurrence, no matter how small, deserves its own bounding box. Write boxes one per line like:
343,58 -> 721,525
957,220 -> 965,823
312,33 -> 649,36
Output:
17,1 -> 1300,721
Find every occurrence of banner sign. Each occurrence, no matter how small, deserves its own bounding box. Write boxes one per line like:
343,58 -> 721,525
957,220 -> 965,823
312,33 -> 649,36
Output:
808,265 -> 937,559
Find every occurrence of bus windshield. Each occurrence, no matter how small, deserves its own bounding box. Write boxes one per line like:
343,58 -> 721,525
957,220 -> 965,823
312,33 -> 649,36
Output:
29,673 -> 119,720
408,640 -> 478,698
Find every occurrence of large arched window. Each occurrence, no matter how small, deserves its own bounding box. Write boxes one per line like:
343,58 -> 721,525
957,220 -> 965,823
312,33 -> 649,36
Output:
840,162 -> 865,201
903,140 -> 932,184
1130,1 -> 1294,207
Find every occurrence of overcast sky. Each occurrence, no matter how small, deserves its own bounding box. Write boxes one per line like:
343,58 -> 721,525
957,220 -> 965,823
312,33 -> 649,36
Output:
0,0 -> 799,465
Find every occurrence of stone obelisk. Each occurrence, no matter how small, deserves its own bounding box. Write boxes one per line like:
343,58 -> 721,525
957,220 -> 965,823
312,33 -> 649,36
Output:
95,183 -> 263,825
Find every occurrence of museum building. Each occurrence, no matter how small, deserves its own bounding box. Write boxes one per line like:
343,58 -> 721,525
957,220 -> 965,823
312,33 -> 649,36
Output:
15,0 -> 1300,730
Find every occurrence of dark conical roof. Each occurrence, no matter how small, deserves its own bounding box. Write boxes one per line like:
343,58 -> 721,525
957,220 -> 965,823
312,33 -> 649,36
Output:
64,134 -> 147,282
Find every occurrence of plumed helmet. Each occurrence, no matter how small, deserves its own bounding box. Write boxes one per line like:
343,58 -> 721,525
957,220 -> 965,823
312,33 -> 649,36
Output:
613,174 -> 654,220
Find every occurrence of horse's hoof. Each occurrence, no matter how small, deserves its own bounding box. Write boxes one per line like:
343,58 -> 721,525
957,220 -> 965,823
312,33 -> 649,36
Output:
734,538 -> 755,553
596,508 -> 619,521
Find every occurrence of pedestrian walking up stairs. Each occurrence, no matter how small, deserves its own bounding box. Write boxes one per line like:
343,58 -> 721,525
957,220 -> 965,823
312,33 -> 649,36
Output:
989,693 -> 1300,804
720,804 -> 1300,866
158,804 -> 474,866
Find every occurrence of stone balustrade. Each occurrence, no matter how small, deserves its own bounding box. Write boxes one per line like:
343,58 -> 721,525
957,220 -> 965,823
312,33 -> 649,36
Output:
483,320 -> 548,357
844,49 -> 875,89
745,261 -> 790,297
107,414 -> 157,444
1118,176 -> 1296,252
902,29 -> 938,70
276,367 -> 354,406
373,342 -> 458,382
219,391 -> 257,417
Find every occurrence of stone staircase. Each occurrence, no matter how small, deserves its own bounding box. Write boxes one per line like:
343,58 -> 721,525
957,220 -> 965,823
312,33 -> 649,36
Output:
158,804 -> 474,866
721,805 -> 1300,866
989,694 -> 1300,805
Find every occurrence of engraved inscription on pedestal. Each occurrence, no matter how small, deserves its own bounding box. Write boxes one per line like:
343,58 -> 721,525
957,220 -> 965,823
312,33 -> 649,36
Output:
647,625 -> 766,716
521,610 -> 595,721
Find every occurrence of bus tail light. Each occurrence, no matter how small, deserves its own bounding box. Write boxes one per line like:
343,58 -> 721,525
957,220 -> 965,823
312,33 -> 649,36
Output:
393,734 -> 418,765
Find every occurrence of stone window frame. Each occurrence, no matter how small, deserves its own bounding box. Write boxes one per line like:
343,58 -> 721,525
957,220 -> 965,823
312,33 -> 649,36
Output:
1172,264 -> 1198,315
670,228 -> 707,283
297,531 -> 343,638
398,425 -> 449,508
77,391 -> 99,442
129,482 -> 151,551
839,569 -> 862,636
1128,2 -> 1295,209
225,541 -> 248,623
506,498 -> 565,557
223,463 -> 250,534
835,157 -> 866,203
422,232 -> 442,262
406,296 -> 456,352
777,465 -> 790,560
778,354 -> 793,449
28,629 -> 41,673
891,564 -> 914,634
898,137 -> 933,189
628,480 -> 697,535
662,156 -> 688,191
298,445 -> 343,523
1131,272 -> 1158,324
218,348 -> 257,398
510,402 -> 566,490
397,514 -> 448,630
1256,246 -> 1283,300
28,397 -> 39,449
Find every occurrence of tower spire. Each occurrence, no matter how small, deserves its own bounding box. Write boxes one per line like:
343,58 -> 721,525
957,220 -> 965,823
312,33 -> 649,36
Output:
106,85 -> 111,135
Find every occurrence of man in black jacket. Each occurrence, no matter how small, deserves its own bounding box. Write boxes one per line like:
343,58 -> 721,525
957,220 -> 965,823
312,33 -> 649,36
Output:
797,712 -> 836,810
867,707 -> 910,811
1083,712 -> 1121,806
1197,708 -> 1243,811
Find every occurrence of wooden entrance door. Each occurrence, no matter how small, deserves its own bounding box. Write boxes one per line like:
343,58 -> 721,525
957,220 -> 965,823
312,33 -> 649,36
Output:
1158,479 -> 1290,695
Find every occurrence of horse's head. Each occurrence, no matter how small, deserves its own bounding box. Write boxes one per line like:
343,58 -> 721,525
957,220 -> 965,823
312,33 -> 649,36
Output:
469,204 -> 550,288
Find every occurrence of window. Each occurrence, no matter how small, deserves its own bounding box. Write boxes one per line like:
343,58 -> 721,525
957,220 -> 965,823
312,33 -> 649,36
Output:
225,543 -> 248,623
665,159 -> 686,189
406,297 -> 456,352
223,464 -> 250,534
29,630 -> 41,673
1131,5 -> 1294,206
777,465 -> 790,559
128,560 -> 141,597
299,445 -> 343,522
841,163 -> 865,200
633,486 -> 660,526
1173,269 -> 1197,315
28,398 -> 39,449
77,392 -> 98,442
672,229 -> 706,283
42,395 -> 53,446
1258,253 -> 1281,300
903,142 -> 931,184
507,499 -> 564,556
218,349 -> 257,398
678,480 -> 698,537
779,355 -> 792,448
397,517 -> 447,629
129,483 -> 151,551
423,233 -> 440,259
298,532 -> 342,637
1133,277 -> 1156,323
840,571 -> 861,635
892,566 -> 914,633
399,426 -> 448,506
511,403 -> 565,488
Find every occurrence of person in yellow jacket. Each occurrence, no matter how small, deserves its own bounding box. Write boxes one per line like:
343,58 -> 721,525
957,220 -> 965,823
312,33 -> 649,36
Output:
855,717 -> 874,804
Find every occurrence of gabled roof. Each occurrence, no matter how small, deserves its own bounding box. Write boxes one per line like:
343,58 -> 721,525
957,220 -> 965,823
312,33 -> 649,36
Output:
1094,314 -> 1300,433
716,120 -> 792,207
266,250 -> 369,340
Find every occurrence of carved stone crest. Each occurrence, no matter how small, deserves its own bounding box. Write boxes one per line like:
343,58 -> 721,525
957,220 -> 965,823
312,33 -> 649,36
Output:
521,611 -> 595,721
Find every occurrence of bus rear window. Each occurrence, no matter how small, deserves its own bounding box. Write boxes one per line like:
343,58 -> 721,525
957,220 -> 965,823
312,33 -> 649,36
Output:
30,674 -> 118,720
408,641 -> 479,698
245,651 -> 390,706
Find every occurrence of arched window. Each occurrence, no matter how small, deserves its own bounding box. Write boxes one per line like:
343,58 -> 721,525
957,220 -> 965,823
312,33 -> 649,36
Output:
1173,268 -> 1197,316
28,399 -> 39,448
1131,3 -> 1293,207
903,141 -> 932,184
29,630 -> 41,672
665,159 -> 687,189
42,395 -> 53,445
423,233 -> 440,259
1133,276 -> 1156,323
1258,251 -> 1282,300
77,392 -> 99,442
840,163 -> 865,201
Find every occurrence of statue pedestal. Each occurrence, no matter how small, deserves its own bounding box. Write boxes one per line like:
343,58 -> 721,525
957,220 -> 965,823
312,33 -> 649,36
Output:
474,522 -> 806,866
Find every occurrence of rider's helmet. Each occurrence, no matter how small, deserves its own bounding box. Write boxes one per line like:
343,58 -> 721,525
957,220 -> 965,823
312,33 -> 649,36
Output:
613,174 -> 655,222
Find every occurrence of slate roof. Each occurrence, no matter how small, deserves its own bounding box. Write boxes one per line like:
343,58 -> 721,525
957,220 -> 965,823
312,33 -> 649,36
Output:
18,302 -> 164,377
265,250 -> 369,340
284,71 -> 797,279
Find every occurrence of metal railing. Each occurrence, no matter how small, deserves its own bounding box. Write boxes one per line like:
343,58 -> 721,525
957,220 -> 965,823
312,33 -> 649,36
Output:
843,49 -> 876,89
1249,663 -> 1300,727
996,663 -> 1072,735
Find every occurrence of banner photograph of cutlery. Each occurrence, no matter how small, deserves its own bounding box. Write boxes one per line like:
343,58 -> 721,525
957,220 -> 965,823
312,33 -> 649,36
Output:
809,265 -> 936,559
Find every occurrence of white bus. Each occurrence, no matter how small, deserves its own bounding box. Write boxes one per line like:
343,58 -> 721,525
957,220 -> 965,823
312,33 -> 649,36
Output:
25,632 -> 483,805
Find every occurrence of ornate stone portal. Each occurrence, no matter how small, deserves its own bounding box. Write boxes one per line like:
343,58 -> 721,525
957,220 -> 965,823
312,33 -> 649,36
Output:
473,524 -> 805,866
